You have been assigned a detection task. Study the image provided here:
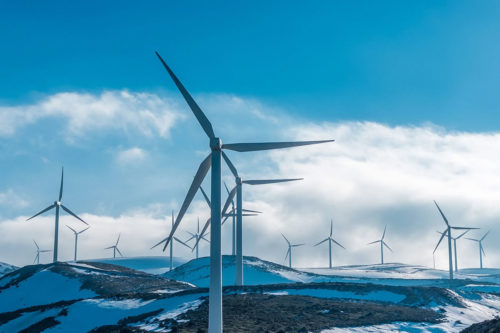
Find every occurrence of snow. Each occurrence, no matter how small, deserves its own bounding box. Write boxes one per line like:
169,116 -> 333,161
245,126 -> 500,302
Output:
88,256 -> 187,275
0,262 -> 17,277
0,268 -> 95,312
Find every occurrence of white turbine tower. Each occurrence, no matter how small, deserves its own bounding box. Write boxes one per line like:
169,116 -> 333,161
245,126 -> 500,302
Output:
282,234 -> 304,268
435,229 -> 469,272
466,231 -> 490,269
368,225 -> 392,265
105,234 -> 123,259
153,52 -> 334,333
27,167 -> 88,262
433,200 -> 478,280
314,220 -> 345,268
66,225 -> 90,262
33,240 -> 51,265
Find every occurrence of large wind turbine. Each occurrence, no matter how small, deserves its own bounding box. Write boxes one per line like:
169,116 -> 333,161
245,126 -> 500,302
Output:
433,201 -> 478,279
314,220 -> 345,268
66,225 -> 90,262
153,52 -> 334,333
368,225 -> 392,265
105,234 -> 123,258
27,168 -> 87,262
466,231 -> 490,269
436,229 -> 469,272
33,240 -> 51,265
282,234 -> 304,268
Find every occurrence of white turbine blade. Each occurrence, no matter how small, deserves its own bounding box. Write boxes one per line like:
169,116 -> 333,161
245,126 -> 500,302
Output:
33,239 -> 39,250
174,237 -> 192,250
451,226 -> 479,230
481,245 -> 486,257
242,208 -> 262,213
292,243 -> 304,247
367,240 -> 380,245
221,214 -> 230,226
330,220 -> 333,237
66,225 -> 77,234
281,233 -> 290,245
382,225 -> 387,240
221,186 -> 237,218
158,154 -> 211,251
465,237 -> 479,242
433,201 -> 450,226
199,186 -> 211,208
116,248 -> 124,257
185,235 -> 196,243
104,246 -> 114,250
34,253 -> 38,264
481,230 -> 490,241
202,235 -> 209,243
155,52 -> 215,139
314,238 -> 329,247
242,213 -> 258,217
27,204 -> 56,221
61,205 -> 88,225
243,178 -> 303,185
221,151 -> 238,178
59,167 -> 64,201
78,226 -> 90,234
332,238 -> 346,250
284,248 -> 290,263
222,140 -> 334,152
383,241 -> 393,252
455,230 -> 470,240
433,230 -> 448,254
116,233 -> 121,246
40,250 -> 51,253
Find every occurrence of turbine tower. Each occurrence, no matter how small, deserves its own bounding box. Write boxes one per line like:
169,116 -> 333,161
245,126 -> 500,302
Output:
433,201 -> 478,280
314,220 -> 345,268
436,229 -> 469,272
282,234 -> 304,268
66,225 -> 90,262
153,52 -> 334,333
27,167 -> 88,262
466,231 -> 490,269
33,240 -> 51,265
105,234 -> 123,258
368,225 -> 392,265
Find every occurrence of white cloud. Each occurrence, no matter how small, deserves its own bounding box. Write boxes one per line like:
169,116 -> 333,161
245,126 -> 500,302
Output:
0,189 -> 29,209
116,147 -> 148,165
0,90 -> 184,139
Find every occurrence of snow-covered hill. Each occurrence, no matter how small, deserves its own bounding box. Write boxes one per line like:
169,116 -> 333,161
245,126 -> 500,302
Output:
88,256 -> 188,275
0,262 -> 17,277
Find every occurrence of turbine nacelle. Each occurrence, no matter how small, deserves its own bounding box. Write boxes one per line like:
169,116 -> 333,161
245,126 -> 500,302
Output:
210,137 -> 222,150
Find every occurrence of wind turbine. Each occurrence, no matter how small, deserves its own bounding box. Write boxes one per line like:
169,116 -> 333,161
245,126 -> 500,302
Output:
185,217 -> 209,259
368,225 -> 392,265
66,225 -> 90,262
27,167 -> 87,262
314,220 -> 345,268
433,200 -> 478,280
436,229 -> 469,272
282,234 -> 304,268
153,52 -> 334,333
466,231 -> 490,269
105,234 -> 123,258
33,240 -> 51,265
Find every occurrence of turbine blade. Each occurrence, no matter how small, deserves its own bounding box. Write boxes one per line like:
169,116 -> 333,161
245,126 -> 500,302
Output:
284,248 -> 290,262
434,201 -> 450,226
221,214 -> 230,226
40,250 -> 51,253
27,204 -> 56,221
243,178 -> 303,185
155,52 -> 215,139
455,230 -> 470,240
222,140 -> 334,152
193,217 -> 211,250
61,205 -> 88,225
66,225 -> 77,234
281,233 -> 290,245
382,225 -> 387,240
116,233 -> 121,246
202,235 -> 209,243
383,241 -> 393,252
221,186 -> 237,219
292,243 -> 304,247
433,230 -> 447,254
104,246 -> 114,249
79,226 -> 90,234
158,154 -> 211,251
33,239 -> 39,250
34,254 -> 38,264
199,186 -> 211,208
59,167 -> 64,201
314,238 -> 329,246
481,230 -> 490,241
242,208 -> 262,214
367,240 -> 380,245
116,248 -> 123,257
332,238 -> 346,250
174,237 -> 192,250
481,245 -> 486,257
451,226 -> 479,230
465,237 -> 479,242
330,219 -> 333,237
221,151 -> 238,178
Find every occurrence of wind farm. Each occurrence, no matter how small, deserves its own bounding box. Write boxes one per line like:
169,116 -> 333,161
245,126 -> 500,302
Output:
2,2 -> 500,331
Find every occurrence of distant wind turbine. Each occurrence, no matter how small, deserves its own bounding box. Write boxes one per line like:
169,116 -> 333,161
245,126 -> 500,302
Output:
66,225 -> 90,262
314,220 -> 345,268
433,200 -> 478,280
368,225 -> 392,265
33,240 -> 51,265
185,217 -> 209,259
27,167 -> 87,262
282,234 -> 304,268
153,52 -> 333,333
105,234 -> 123,258
466,231 -> 490,269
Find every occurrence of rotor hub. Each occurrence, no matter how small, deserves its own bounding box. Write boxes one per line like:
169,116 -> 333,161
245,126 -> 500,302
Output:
236,176 -> 242,185
210,137 -> 222,151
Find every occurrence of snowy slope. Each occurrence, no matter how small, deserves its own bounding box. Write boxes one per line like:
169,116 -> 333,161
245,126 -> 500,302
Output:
0,262 -> 17,277
88,256 -> 188,275
164,255 -> 326,287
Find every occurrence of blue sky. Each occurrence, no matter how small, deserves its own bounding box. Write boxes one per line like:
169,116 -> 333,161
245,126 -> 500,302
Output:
1,1 -> 500,267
